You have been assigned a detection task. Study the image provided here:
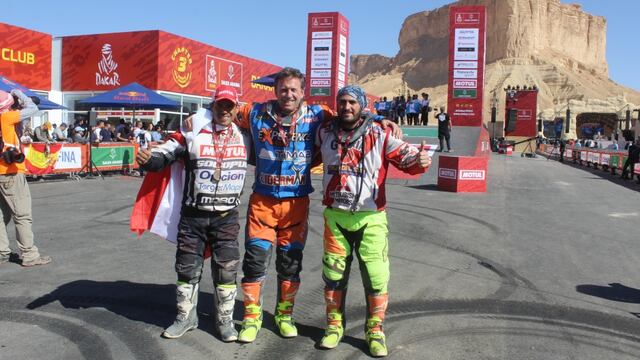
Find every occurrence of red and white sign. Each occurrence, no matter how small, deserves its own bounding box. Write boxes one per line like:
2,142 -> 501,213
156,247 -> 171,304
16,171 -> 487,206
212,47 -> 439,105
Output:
0,23 -> 52,90
505,89 -> 538,137
455,13 -> 481,25
447,6 -> 486,127
311,79 -> 331,87
453,79 -> 477,89
61,30 -> 280,103
438,155 -> 488,192
460,169 -> 485,180
439,168 -> 457,179
305,12 -> 350,110
205,55 -> 244,95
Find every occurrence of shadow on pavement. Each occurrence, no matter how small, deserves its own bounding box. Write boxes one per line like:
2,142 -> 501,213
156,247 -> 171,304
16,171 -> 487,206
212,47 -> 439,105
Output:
25,280 -> 246,339
576,283 -> 640,304
407,184 -> 443,192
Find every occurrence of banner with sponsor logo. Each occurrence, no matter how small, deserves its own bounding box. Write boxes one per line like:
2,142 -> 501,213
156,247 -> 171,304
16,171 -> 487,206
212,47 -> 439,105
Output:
504,89 -> 538,137
157,31 -> 281,103
62,31 -> 159,90
0,23 -> 52,90
447,6 -> 486,127
91,144 -> 136,170
437,155 -> 488,192
61,30 -> 281,103
305,12 -> 350,109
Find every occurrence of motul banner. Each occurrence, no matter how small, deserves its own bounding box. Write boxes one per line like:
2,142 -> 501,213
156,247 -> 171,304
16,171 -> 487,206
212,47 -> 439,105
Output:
0,23 -> 52,90
505,89 -> 538,137
305,12 -> 350,110
447,6 -> 487,126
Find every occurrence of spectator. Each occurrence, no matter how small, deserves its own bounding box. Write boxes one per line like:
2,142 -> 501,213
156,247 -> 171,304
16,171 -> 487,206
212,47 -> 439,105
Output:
420,93 -> 431,126
621,137 -> 640,180
116,122 -> 131,142
21,125 -> 33,144
115,118 -> 126,135
0,90 -> 51,267
436,106 -> 453,152
405,94 -> 420,126
101,122 -> 113,142
92,120 -> 105,143
397,95 -> 406,126
151,124 -> 164,143
72,126 -> 88,144
33,121 -> 54,143
52,123 -> 68,142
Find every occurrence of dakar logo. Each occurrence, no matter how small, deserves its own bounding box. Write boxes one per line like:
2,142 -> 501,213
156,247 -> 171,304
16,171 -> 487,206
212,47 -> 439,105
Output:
172,47 -> 192,88
96,44 -> 120,86
109,148 -> 117,160
207,59 -> 217,85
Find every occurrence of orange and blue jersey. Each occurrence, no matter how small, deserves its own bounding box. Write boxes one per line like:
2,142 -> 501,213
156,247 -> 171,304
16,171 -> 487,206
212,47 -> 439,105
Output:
237,100 -> 333,199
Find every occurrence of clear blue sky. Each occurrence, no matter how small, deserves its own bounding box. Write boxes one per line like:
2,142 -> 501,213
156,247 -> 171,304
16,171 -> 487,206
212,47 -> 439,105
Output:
2,0 -> 638,91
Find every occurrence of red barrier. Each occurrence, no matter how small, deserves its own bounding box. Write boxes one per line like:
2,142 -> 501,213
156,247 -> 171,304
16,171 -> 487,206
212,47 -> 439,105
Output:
21,142 -> 143,176
437,155 -> 488,192
23,143 -> 85,175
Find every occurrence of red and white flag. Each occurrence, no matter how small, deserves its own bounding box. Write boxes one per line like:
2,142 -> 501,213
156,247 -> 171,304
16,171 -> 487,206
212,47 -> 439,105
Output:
130,162 -> 184,243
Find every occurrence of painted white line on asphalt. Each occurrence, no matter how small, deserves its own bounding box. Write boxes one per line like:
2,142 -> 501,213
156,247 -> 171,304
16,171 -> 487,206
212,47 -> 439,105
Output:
554,181 -> 572,186
608,212 -> 639,218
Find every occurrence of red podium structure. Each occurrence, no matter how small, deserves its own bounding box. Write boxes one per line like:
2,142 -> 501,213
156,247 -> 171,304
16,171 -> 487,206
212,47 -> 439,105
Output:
437,155 -> 488,192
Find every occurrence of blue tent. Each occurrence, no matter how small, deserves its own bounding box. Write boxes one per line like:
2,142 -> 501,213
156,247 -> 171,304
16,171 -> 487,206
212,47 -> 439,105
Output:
251,72 -> 279,87
0,75 -> 67,110
79,82 -> 179,109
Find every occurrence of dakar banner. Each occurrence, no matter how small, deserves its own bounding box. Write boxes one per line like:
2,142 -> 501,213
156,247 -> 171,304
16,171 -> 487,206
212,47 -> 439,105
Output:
504,89 -> 538,137
61,30 -> 281,103
447,6 -> 487,127
156,31 -> 281,103
305,12 -> 350,110
0,23 -> 52,90
61,31 -> 160,91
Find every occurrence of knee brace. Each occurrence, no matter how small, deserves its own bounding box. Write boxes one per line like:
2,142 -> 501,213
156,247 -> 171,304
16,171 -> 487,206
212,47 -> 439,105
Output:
322,253 -> 351,290
242,239 -> 272,282
212,246 -> 240,285
276,247 -> 303,281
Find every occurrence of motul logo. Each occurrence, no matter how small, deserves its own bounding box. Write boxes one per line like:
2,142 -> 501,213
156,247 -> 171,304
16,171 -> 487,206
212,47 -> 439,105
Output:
439,168 -> 457,179
460,170 -> 485,180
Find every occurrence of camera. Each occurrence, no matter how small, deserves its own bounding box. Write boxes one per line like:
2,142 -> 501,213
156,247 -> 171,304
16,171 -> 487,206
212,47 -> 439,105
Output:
1,147 -> 25,164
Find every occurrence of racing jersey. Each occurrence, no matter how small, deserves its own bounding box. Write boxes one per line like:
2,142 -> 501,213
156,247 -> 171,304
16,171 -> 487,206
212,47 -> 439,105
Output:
316,116 -> 427,212
237,100 -> 333,198
144,113 -> 249,212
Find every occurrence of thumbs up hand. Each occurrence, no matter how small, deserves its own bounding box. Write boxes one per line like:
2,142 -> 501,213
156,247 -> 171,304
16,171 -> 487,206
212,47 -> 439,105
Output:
418,140 -> 432,168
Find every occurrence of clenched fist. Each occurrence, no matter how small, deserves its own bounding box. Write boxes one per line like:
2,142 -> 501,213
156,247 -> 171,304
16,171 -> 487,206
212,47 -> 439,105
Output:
136,148 -> 153,166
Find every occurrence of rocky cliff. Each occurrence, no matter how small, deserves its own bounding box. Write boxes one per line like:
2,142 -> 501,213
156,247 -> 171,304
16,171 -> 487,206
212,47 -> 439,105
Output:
350,0 -> 640,125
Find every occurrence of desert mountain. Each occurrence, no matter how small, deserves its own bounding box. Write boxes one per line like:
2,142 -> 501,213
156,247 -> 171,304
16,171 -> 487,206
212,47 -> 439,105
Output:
350,0 -> 640,131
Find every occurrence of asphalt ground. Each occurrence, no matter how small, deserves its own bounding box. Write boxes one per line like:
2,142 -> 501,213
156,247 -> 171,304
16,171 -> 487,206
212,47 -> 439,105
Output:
1,153 -> 640,359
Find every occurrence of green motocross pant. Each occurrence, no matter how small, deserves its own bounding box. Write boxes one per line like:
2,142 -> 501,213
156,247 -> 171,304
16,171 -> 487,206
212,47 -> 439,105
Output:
322,207 -> 389,295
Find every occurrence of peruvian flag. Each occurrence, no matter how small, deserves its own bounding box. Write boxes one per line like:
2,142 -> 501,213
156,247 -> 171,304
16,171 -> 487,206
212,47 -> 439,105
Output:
129,161 -> 184,243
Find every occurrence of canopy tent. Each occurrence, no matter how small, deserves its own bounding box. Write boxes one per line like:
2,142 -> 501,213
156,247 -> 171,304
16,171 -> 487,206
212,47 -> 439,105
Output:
0,75 -> 67,110
79,82 -> 180,123
79,82 -> 179,109
250,72 -> 279,87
